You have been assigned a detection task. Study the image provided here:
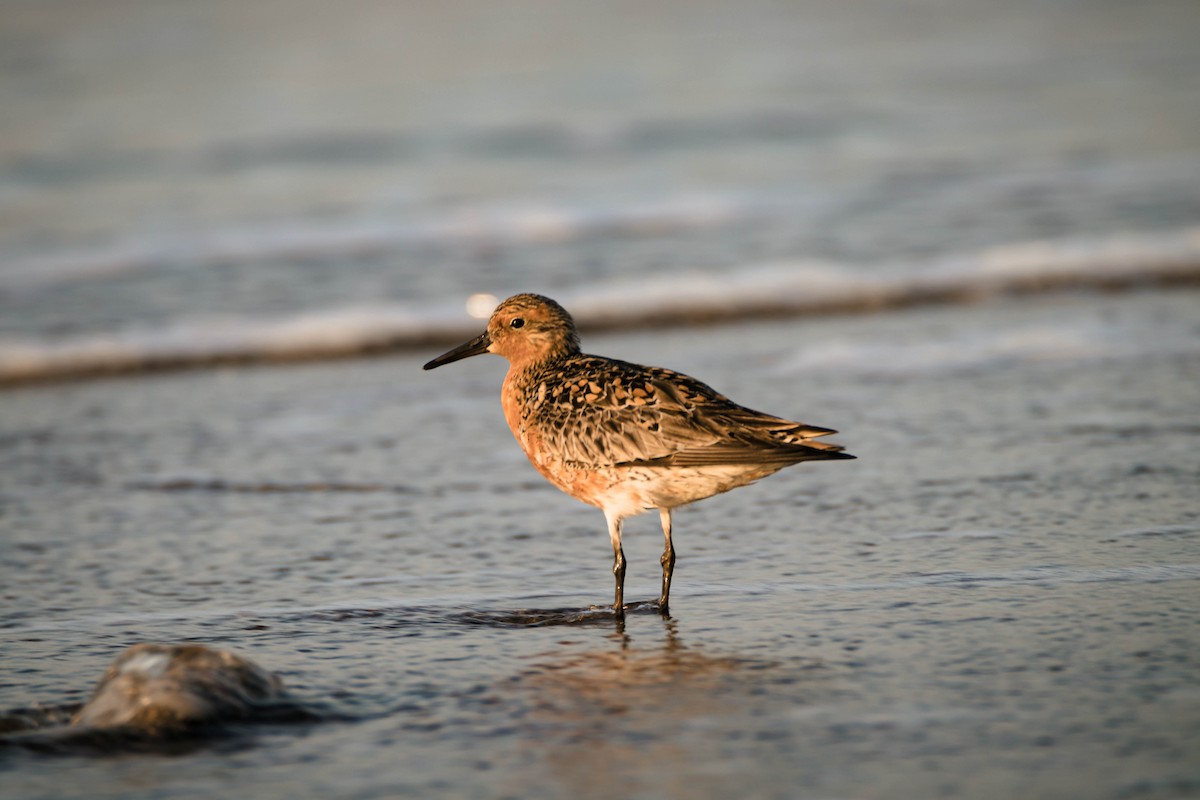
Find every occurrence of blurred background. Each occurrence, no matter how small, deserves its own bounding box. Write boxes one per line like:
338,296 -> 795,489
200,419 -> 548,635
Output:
1,0 -> 1198,377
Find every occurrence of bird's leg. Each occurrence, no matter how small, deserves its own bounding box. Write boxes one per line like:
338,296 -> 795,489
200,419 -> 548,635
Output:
605,511 -> 626,619
613,546 -> 626,618
658,508 -> 675,616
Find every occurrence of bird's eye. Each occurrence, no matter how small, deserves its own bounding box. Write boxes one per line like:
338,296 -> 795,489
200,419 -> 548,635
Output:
510,318 -> 525,329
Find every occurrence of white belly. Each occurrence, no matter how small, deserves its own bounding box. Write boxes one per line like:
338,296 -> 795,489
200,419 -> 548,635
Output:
593,463 -> 786,519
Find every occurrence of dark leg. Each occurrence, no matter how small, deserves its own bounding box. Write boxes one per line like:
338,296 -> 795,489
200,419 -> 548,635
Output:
613,545 -> 626,618
606,512 -> 626,619
658,508 -> 675,615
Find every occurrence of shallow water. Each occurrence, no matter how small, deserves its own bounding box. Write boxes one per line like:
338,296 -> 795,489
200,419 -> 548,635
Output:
3,289 -> 1198,798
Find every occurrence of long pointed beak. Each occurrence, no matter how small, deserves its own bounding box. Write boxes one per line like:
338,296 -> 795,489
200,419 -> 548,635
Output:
423,331 -> 492,370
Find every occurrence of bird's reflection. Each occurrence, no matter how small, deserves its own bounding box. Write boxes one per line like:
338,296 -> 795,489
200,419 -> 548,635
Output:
497,616 -> 823,798
518,617 -> 750,716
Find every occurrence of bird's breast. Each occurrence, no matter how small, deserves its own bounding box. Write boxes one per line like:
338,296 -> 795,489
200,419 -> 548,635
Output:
500,368 -> 614,508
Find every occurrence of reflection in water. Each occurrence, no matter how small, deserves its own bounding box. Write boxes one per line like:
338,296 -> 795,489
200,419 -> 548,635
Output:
1,643 -> 314,754
518,619 -> 750,717
502,620 -> 826,798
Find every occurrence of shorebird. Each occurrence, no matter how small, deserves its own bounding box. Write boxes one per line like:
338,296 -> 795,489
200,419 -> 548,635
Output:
424,293 -> 854,617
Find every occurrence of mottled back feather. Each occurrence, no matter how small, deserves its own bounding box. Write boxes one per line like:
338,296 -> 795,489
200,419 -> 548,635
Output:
511,355 -> 851,469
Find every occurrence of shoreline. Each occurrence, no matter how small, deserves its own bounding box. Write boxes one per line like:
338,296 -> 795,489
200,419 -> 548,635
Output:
3,227 -> 1198,387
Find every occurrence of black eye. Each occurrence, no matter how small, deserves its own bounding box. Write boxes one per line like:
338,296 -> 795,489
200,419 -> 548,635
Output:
510,318 -> 525,329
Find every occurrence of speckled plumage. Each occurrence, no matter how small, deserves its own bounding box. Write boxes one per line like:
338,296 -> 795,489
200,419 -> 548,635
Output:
424,293 -> 854,617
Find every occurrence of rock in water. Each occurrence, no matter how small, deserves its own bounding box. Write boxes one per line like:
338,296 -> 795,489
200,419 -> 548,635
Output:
71,643 -> 285,734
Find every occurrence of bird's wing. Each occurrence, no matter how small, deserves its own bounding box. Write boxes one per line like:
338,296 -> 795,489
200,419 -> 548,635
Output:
526,357 -> 852,468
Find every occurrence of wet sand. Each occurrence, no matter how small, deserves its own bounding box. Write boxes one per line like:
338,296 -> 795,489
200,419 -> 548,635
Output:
2,288 -> 1198,798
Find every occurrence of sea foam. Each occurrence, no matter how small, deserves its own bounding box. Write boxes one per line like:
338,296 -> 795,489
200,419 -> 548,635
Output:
1,227 -> 1197,384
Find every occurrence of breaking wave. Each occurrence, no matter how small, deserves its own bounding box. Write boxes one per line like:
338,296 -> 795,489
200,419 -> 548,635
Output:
1,226 -> 1197,384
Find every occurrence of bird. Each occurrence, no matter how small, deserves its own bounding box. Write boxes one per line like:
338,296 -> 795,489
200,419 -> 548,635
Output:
423,293 -> 854,618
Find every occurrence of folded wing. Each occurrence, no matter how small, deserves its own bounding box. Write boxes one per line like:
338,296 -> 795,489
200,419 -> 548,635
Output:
531,358 -> 854,469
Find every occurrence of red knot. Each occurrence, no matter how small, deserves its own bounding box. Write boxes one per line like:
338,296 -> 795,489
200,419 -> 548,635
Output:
424,293 -> 854,618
